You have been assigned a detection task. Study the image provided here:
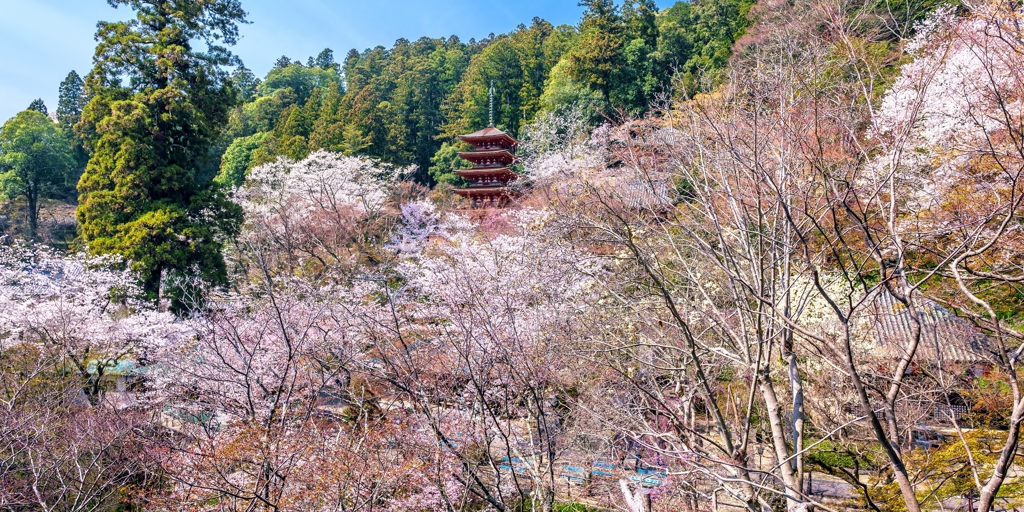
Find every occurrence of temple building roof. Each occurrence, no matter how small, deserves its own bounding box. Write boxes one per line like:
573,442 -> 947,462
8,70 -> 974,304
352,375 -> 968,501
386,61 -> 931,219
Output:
457,149 -> 517,160
459,126 -> 518,149
455,168 -> 519,185
461,126 -> 512,139
455,125 -> 521,208
867,289 -> 990,364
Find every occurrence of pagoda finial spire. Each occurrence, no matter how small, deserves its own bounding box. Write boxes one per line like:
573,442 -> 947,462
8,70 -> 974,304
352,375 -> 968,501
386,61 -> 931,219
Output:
488,80 -> 495,127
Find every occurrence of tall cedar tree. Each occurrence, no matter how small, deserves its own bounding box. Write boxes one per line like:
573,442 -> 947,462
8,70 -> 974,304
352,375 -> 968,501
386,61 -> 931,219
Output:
57,71 -> 90,170
76,0 -> 245,304
566,0 -> 624,102
57,71 -> 86,132
27,99 -> 48,116
230,66 -> 261,102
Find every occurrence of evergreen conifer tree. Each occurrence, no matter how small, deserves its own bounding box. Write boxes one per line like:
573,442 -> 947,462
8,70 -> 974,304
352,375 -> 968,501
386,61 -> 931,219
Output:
76,0 -> 246,308
313,48 -> 339,72
27,99 -> 48,116
566,0 -> 625,103
57,71 -> 89,169
56,72 -> 85,132
230,66 -> 261,102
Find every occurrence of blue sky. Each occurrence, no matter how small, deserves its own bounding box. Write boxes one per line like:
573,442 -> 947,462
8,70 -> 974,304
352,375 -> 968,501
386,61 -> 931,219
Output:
0,0 -> 674,123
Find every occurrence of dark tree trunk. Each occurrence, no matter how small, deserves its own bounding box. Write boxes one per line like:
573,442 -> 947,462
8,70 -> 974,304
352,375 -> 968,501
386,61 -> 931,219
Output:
27,186 -> 38,240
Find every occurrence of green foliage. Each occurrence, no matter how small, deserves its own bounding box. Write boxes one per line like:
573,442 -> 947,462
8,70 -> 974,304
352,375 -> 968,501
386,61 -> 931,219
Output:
558,0 -> 753,114
57,72 -> 86,131
338,122 -> 372,155
76,0 -> 245,303
614,0 -> 660,113
808,440 -> 857,469
565,0 -> 625,103
273,55 -> 292,69
230,66 -> 261,102
27,99 -> 48,116
871,431 -> 1024,511
656,0 -> 756,95
510,500 -> 603,511
214,1 -> 753,186
259,62 -> 340,105
0,110 -> 75,238
57,70 -> 90,171
438,19 -> 572,145
538,59 -> 607,117
310,47 -> 340,72
215,132 -> 266,188
965,374 -> 1015,429
343,36 -> 477,182
230,88 -> 297,138
428,141 -> 471,185
553,503 -> 602,512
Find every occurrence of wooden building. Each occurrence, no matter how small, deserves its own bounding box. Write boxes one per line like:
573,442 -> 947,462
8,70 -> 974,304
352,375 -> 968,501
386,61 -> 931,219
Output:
455,126 -> 520,208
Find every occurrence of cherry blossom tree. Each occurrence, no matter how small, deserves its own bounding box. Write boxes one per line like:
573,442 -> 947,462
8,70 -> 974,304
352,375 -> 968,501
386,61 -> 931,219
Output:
870,2 -> 1024,509
144,149 -> 467,510
530,3 -> 1024,512
0,241 -> 181,510
0,242 -> 182,399
5,3 -> 1023,509
362,205 -> 604,511
230,149 -> 414,281
529,3 -> 955,512
146,279 -> 407,510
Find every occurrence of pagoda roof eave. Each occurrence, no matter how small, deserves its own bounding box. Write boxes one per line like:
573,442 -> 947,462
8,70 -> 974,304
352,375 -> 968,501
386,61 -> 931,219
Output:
455,167 -> 519,177
460,126 -> 510,138
458,137 -> 519,148
456,168 -> 520,181
457,149 -> 517,159
453,186 -> 520,195
458,128 -> 518,147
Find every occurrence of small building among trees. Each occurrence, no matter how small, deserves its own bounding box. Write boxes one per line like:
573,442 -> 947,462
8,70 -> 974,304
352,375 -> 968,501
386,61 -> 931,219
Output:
454,126 -> 520,208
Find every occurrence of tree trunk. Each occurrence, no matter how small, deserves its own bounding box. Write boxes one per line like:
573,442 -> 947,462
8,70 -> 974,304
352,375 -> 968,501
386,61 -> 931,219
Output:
27,188 -> 38,240
620,479 -> 652,512
841,330 -> 921,512
976,398 -> 1023,512
788,352 -> 806,494
758,369 -> 803,511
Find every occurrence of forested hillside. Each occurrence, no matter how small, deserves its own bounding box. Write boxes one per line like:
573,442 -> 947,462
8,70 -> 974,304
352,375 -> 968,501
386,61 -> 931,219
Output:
4,0 -> 1024,511
216,0 -> 754,185
0,0 -> 755,244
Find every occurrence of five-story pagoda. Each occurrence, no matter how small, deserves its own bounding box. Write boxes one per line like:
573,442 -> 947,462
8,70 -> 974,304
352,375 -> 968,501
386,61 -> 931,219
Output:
454,126 -> 520,208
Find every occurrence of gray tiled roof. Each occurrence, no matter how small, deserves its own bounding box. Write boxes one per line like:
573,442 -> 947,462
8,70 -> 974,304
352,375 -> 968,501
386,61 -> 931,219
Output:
867,289 -> 989,364
617,178 -> 674,211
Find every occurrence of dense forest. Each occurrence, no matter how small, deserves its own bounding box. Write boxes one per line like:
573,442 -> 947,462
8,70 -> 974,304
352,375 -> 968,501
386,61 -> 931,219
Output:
2,0 -> 755,245
215,0 -> 754,186
3,0 -> 1024,511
